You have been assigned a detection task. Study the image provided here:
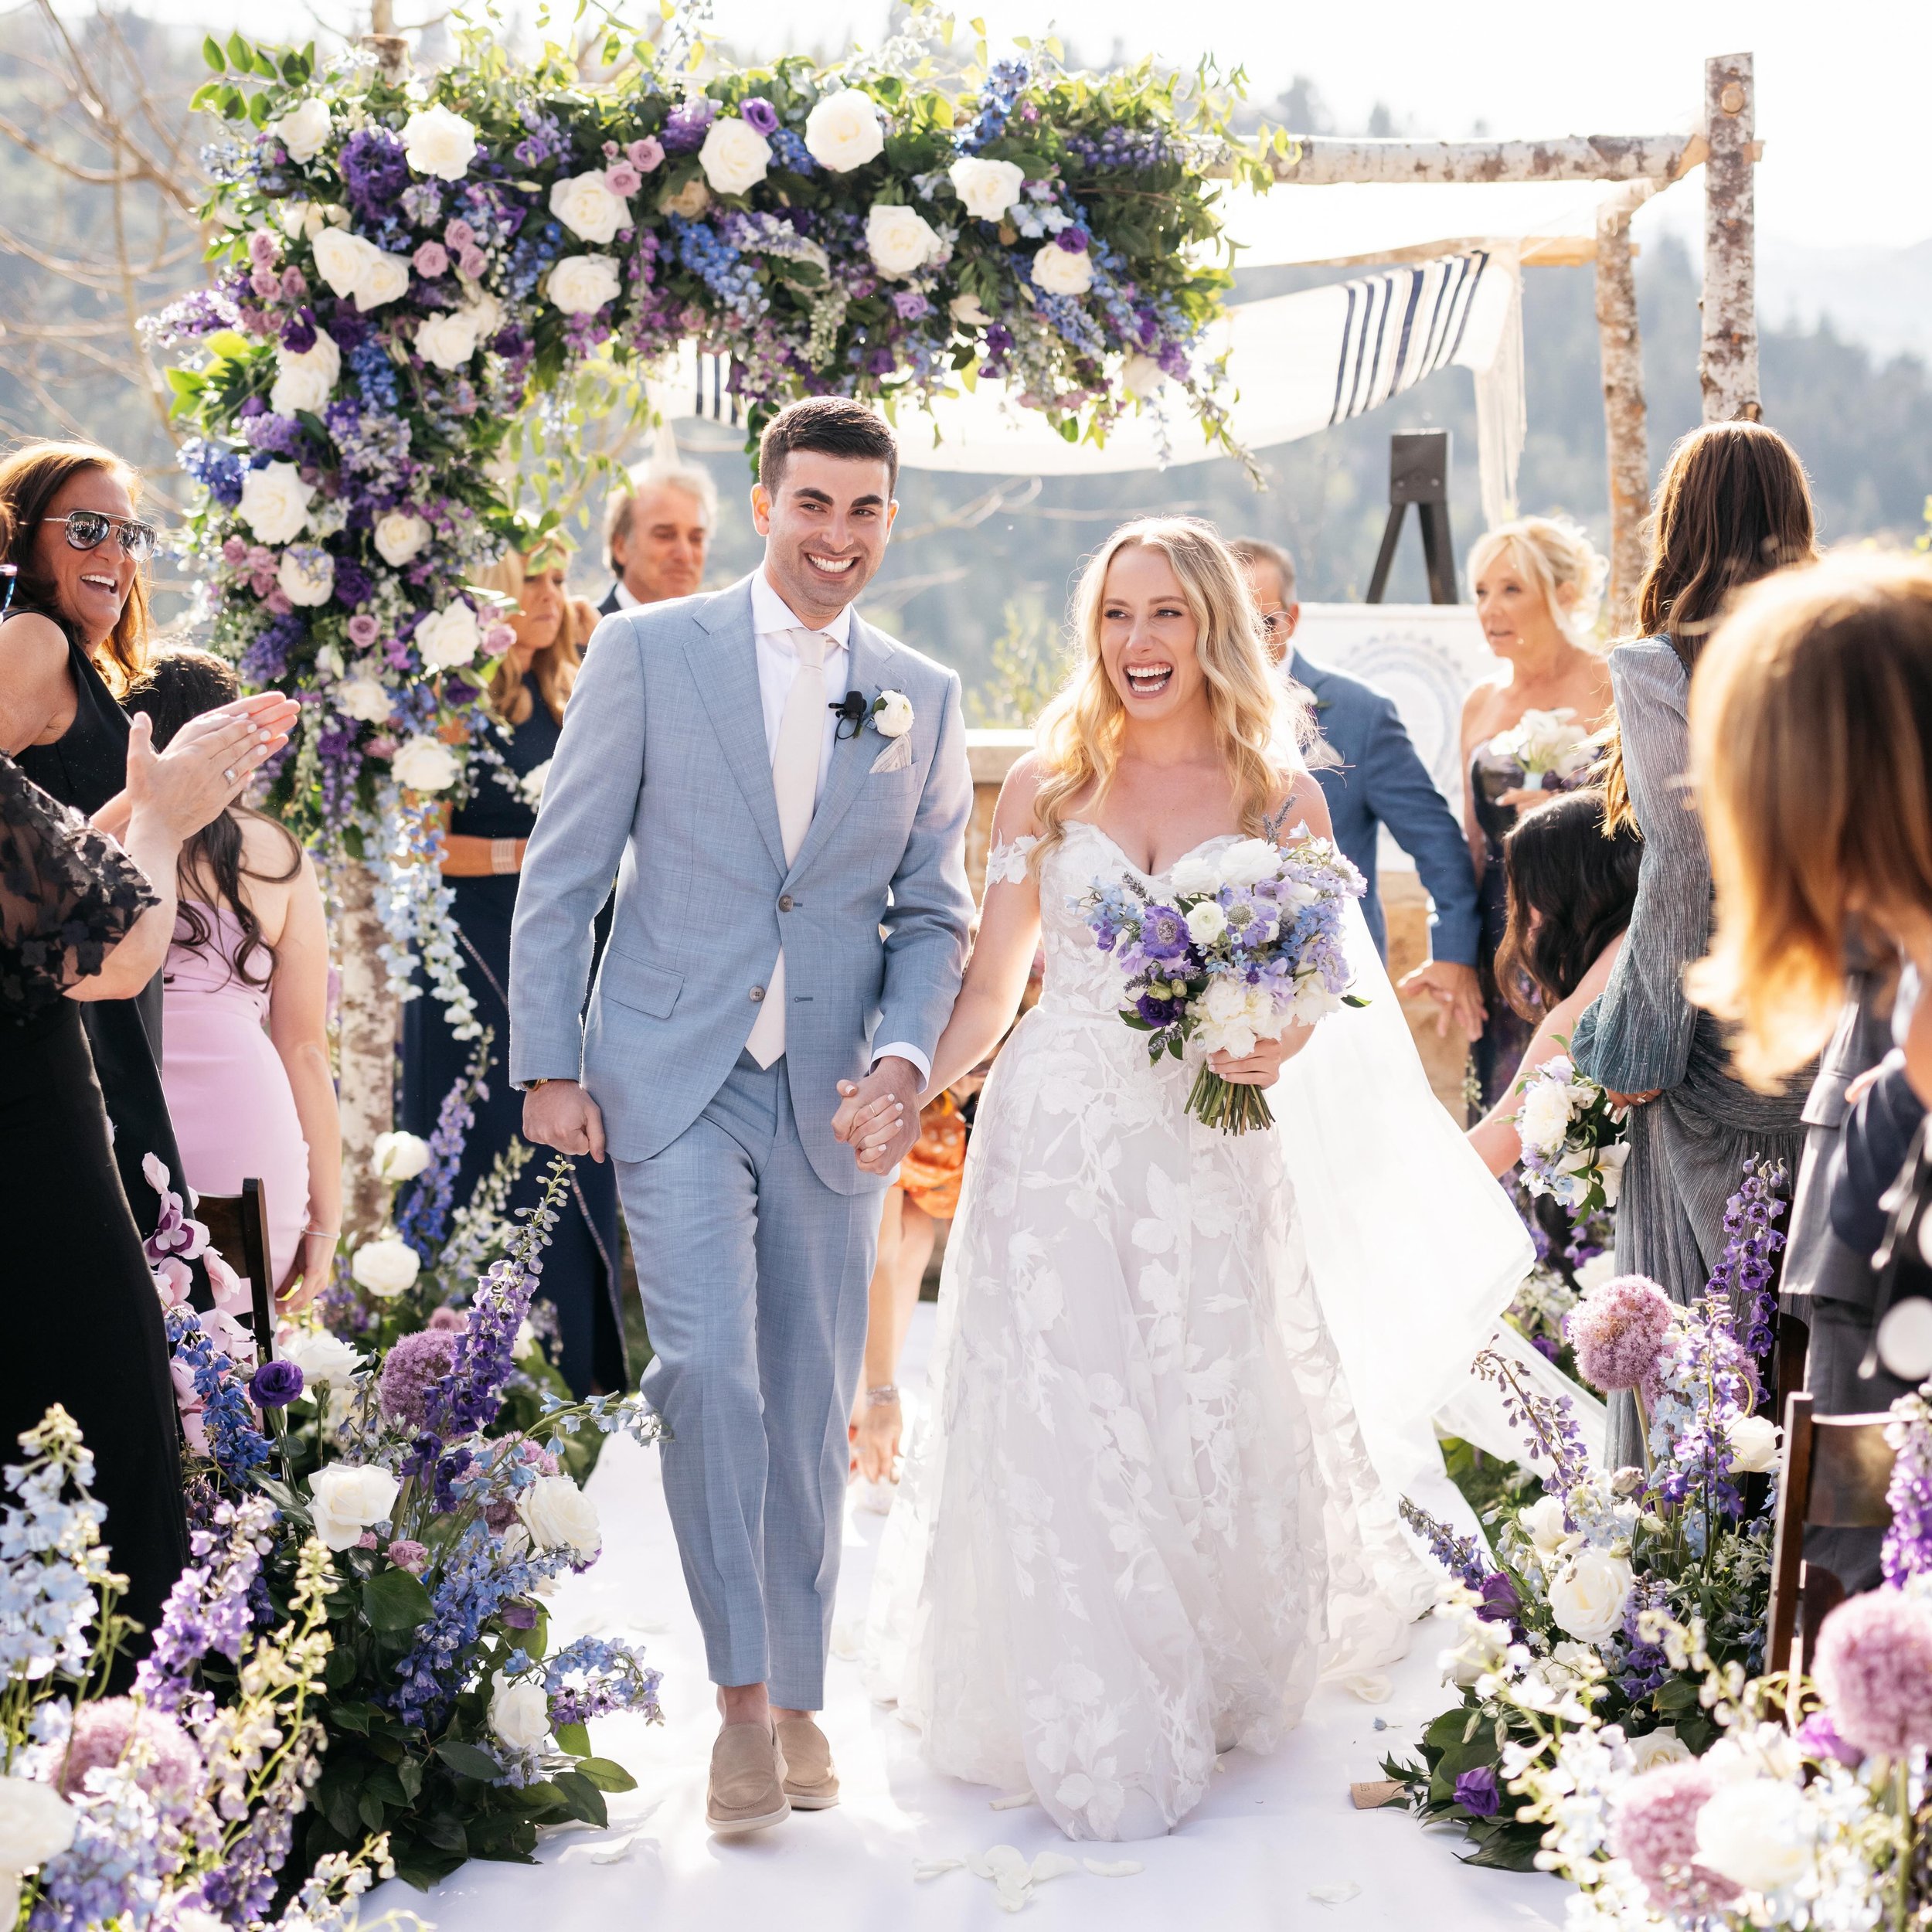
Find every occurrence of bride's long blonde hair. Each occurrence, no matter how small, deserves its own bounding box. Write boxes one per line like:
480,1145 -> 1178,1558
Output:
1032,517 -> 1307,858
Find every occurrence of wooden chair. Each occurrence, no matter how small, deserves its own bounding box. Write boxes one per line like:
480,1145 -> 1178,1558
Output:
195,1178 -> 277,1362
1767,1390 -> 1895,1676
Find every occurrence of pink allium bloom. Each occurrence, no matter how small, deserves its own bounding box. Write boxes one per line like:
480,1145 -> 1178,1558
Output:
427,1305 -> 463,1332
60,1699 -> 202,1814
413,240 -> 451,280
628,136 -> 665,173
386,1539 -> 429,1573
1815,1590 -> 1932,1760
346,613 -> 380,648
1610,1760 -> 1741,1915
378,1327 -> 459,1429
1566,1274 -> 1675,1395
444,217 -> 475,250
603,162 -> 641,196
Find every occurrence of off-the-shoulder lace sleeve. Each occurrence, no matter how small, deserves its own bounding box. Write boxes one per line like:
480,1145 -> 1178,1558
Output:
985,832 -> 1040,887
0,752 -> 157,1019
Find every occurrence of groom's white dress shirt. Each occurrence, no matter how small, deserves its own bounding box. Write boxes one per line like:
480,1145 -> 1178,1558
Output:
747,568 -> 928,1083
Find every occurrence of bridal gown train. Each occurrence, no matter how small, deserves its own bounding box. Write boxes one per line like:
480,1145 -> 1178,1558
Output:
869,822 -> 1442,1842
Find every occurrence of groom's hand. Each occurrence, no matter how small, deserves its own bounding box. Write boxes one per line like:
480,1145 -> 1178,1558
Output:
522,1079 -> 607,1162
832,1056 -> 921,1175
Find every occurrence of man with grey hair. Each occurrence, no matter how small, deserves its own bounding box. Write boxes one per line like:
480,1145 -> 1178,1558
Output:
599,462 -> 718,614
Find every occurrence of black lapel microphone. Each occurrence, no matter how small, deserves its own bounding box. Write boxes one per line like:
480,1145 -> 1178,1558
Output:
829,689 -> 867,736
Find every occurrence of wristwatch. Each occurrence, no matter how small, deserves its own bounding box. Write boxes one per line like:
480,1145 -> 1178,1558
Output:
516,1077 -> 557,1093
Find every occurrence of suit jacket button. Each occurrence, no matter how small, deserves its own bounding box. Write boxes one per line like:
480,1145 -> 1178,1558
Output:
778,894 -> 794,913
749,985 -> 765,1002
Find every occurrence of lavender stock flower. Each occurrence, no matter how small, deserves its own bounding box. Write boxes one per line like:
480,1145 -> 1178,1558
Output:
1883,1388 -> 1932,1587
1708,1158 -> 1789,1371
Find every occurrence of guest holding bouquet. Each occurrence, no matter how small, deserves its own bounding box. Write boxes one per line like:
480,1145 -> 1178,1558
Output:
400,543 -> 624,1396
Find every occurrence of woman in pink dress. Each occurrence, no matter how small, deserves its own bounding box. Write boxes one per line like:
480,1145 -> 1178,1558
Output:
129,649 -> 340,1303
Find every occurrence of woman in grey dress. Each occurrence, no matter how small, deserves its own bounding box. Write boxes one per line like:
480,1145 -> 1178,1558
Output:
1570,422 -> 1820,1464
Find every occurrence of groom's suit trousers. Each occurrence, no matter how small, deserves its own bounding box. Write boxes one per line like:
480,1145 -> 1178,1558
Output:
615,1050 -> 882,1708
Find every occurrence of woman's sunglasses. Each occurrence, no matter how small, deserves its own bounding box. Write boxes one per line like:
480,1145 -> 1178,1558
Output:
48,509 -> 161,563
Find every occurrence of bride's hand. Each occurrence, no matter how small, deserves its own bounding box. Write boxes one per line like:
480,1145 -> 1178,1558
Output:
1210,1022 -> 1315,1089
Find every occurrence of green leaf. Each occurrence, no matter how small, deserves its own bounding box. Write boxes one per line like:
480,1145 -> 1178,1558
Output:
362,1566 -> 435,1632
573,1756 -> 638,1793
248,90 -> 272,128
189,81 -> 224,114
202,34 -> 226,70
225,31 -> 250,68
549,1770 -> 609,1828
436,1740 -> 506,1783
555,1722 -> 592,1759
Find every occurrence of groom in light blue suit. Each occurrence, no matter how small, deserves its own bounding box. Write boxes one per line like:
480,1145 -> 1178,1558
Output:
508,399 -> 973,1833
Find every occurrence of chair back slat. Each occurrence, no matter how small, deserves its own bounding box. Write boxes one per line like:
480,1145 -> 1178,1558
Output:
1807,1414 -> 1898,1528
193,1181 -> 277,1362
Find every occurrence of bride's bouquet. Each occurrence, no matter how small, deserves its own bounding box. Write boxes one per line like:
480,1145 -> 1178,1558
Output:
1514,1047 -> 1629,1214
1080,829 -> 1366,1134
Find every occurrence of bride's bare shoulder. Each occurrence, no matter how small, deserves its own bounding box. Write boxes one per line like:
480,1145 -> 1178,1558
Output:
1267,764 -> 1333,842
994,750 -> 1052,835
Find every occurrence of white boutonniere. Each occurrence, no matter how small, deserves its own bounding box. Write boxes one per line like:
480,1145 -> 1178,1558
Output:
871,689 -> 913,738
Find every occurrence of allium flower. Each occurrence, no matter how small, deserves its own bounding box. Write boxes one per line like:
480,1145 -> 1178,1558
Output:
1566,1274 -> 1675,1394
1609,1760 -> 1740,1916
247,1359 -> 304,1408
378,1328 -> 460,1429
1453,1766 -> 1499,1816
57,1699 -> 202,1815
1813,1589 -> 1932,1760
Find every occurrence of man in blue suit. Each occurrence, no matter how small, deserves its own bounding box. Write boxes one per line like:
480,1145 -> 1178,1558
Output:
1233,539 -> 1485,1043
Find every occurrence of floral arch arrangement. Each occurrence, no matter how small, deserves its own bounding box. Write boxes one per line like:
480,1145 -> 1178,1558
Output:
159,15 -> 1274,1014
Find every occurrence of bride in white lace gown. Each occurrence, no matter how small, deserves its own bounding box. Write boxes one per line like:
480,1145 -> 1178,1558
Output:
851,519 -> 1441,1841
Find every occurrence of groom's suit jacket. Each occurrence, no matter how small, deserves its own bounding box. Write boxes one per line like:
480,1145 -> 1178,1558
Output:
507,575 -> 975,1194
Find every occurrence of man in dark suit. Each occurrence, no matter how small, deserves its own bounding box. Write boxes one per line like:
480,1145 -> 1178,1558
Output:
597,461 -> 718,616
1233,538 -> 1484,1043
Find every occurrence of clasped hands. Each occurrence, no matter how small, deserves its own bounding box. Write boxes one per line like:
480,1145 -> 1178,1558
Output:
832,1056 -> 924,1175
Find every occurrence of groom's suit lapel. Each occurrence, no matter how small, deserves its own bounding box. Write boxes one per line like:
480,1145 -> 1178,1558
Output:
787,615 -> 891,880
688,581 -> 787,875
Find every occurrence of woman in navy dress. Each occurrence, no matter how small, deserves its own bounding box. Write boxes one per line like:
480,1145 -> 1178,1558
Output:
400,546 -> 625,1394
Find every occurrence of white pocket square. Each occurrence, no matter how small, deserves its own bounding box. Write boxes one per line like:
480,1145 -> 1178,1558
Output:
869,736 -> 914,774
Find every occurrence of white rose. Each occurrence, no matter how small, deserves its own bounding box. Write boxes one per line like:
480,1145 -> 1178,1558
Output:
518,1474 -> 601,1556
309,226 -> 369,301
350,1234 -> 421,1298
1727,1413 -> 1781,1475
390,736 -> 460,793
415,602 -> 481,671
269,328 -> 340,415
518,759 -> 551,808
236,461 -> 313,545
1218,837 -> 1281,889
1573,1250 -> 1617,1295
699,116 -> 772,196
0,1775 -> 76,1876
373,509 -> 430,567
1031,243 -> 1094,298
1165,852 -> 1224,897
1597,1139 -> 1632,1206
1122,352 -> 1168,400
1693,1778 -> 1815,1893
270,97 -> 332,165
950,291 -> 992,327
549,171 -> 628,244
1434,1602 -> 1509,1688
873,689 -> 913,738
402,103 -> 478,182
277,546 -> 335,608
465,291 -> 504,342
866,203 -> 942,280
1185,900 -> 1228,947
489,1673 -> 551,1753
372,1130 -> 433,1183
1521,1493 -> 1570,1553
414,308 -> 481,371
281,1325 -> 362,1387
1197,976 -> 1274,1060
948,155 -> 1025,221
1628,1729 -> 1692,1774
355,245 -> 411,310
803,88 -> 885,172
306,1462 -> 401,1551
547,253 -> 622,316
1547,1547 -> 1633,1644
1515,1080 -> 1575,1160
335,675 -> 393,724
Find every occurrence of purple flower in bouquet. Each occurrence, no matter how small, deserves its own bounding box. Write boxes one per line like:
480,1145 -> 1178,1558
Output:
1453,1765 -> 1500,1817
379,1328 -> 459,1429
1137,903 -> 1189,961
1813,1589 -> 1932,1761
1476,1570 -> 1521,1624
1795,1709 -> 1864,1767
1609,1761 -> 1740,1916
1884,1393 -> 1932,1587
135,1495 -> 276,1711
339,128 -> 410,225
247,1359 -> 304,1408
1056,225 -> 1092,252
740,97 -> 780,135
663,94 -> 718,155
1566,1274 -> 1674,1396
386,1538 -> 429,1573
333,556 -> 372,608
1708,1158 -> 1788,1368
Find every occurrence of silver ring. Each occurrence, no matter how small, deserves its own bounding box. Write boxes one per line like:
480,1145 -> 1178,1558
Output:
223,767 -> 236,784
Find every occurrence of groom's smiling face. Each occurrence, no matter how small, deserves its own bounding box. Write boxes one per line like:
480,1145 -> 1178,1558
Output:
751,449 -> 897,626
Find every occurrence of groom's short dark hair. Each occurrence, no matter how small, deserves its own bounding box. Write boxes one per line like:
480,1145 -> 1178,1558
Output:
757,397 -> 900,498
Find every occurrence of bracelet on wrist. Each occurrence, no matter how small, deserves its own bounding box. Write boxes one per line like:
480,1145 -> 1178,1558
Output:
303,1226 -> 338,1240
865,1383 -> 900,1407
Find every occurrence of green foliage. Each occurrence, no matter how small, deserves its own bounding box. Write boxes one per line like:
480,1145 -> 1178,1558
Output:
1380,1699 -> 1549,1872
964,593 -> 1063,726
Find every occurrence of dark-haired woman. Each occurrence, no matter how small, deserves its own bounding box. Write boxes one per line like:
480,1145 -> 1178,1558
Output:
1570,420 -> 1820,1462
1468,788 -> 1642,1177
129,650 -> 339,1307
0,440 -> 294,1242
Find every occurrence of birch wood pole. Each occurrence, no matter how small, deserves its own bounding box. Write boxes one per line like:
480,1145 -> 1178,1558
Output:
1260,132 -> 1696,186
1595,192 -> 1652,634
1699,53 -> 1760,422
332,857 -> 399,1243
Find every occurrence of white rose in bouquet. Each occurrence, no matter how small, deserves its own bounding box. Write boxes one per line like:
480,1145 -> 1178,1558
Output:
1727,1413 -> 1781,1474
1185,900 -> 1228,947
309,226 -> 368,300
866,203 -> 942,279
1218,838 -> 1281,890
270,97 -> 332,164
414,308 -> 481,371
658,177 -> 712,219
1516,1078 -> 1576,1161
335,675 -> 393,724
277,546 -> 335,608
1694,1777 -> 1816,1892
1197,977 -> 1275,1060
1521,1492 -> 1571,1553
1628,1728 -> 1692,1772
1165,851 -> 1224,898
350,1234 -> 421,1298
0,1775 -> 76,1876
373,509 -> 430,566
948,155 -> 1025,220
1573,1250 -> 1618,1295
307,1463 -> 401,1551
489,1673 -> 551,1752
547,253 -> 623,316
356,245 -> 411,310
699,116 -> 772,196
401,104 -> 478,182
237,461 -> 312,545
1547,1547 -> 1633,1643
269,328 -> 340,415
372,1129 -> 433,1183
519,1474 -> 601,1556
549,171 -> 628,244
1031,243 -> 1094,297
390,736 -> 460,793
1122,352 -> 1168,399
950,291 -> 992,327
416,602 -> 482,670
281,1326 -> 362,1386
804,88 -> 885,172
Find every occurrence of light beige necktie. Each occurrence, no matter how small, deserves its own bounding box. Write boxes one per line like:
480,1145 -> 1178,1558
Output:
746,628 -> 828,1066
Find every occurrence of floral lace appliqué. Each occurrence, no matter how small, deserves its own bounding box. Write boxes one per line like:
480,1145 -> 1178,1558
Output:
985,832 -> 1040,888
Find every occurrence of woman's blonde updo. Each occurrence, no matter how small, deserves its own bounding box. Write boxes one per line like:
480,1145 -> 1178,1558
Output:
1031,516 -> 1311,859
1468,514 -> 1607,648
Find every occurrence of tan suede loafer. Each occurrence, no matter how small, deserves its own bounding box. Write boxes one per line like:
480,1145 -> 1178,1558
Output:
775,1715 -> 839,1811
706,1720 -> 791,1835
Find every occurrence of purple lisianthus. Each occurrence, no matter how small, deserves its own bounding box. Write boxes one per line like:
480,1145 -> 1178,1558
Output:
347,613 -> 381,648
1453,1765 -> 1500,1817
248,1359 -> 304,1409
503,1600 -> 539,1630
1057,225 -> 1092,252
386,1539 -> 429,1573
333,557 -> 372,608
1476,1570 -> 1520,1624
281,310 -> 318,355
892,290 -> 931,321
1138,903 -> 1190,961
1795,1709 -> 1862,1767
1134,991 -> 1182,1027
627,136 -> 665,173
413,240 -> 451,280
740,97 -> 780,135
338,127 -> 410,225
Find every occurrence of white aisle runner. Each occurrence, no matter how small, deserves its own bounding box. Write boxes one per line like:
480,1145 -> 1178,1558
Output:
363,1305 -> 1568,1930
